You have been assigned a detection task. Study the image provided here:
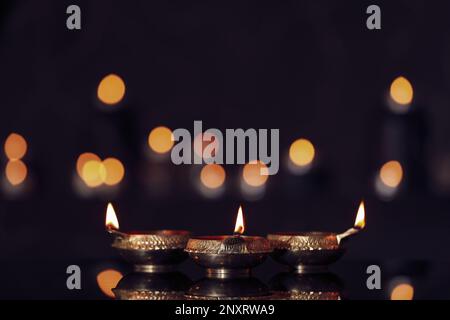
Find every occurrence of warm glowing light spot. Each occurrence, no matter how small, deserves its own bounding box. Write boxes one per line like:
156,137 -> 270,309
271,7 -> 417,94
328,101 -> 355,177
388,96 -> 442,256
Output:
200,164 -> 226,189
390,76 -> 413,105
194,132 -> 220,159
148,126 -> 174,154
76,153 -> 101,178
391,283 -> 414,300
5,160 -> 27,186
97,74 -> 126,105
105,203 -> 120,230
242,161 -> 269,187
4,133 -> 27,160
82,160 -> 106,187
96,269 -> 123,298
289,139 -> 315,167
355,201 -> 366,229
380,161 -> 403,188
234,206 -> 245,234
103,158 -> 125,186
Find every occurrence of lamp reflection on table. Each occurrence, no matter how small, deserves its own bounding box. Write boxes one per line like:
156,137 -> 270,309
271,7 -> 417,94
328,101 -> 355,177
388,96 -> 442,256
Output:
270,272 -> 343,300
113,272 -> 192,300
186,277 -> 271,300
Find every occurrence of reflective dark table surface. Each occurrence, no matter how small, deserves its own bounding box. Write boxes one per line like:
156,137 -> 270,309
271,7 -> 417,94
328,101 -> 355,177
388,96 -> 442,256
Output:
1,258 -> 449,300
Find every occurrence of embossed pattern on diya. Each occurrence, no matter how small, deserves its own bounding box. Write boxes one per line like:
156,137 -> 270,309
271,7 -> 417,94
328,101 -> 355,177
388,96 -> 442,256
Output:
185,236 -> 272,254
109,230 -> 191,272
267,230 -> 362,273
112,230 -> 190,251
185,236 -> 272,278
113,290 -> 185,300
267,232 -> 340,251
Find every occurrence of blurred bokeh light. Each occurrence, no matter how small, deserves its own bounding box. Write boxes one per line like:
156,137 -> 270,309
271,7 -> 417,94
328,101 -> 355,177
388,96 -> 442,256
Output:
5,160 -> 27,186
96,269 -> 123,298
76,153 -> 101,178
97,74 -> 126,105
4,133 -> 27,160
390,283 -> 414,300
148,126 -> 174,154
200,164 -> 226,189
82,160 -> 106,188
375,160 -> 404,199
102,158 -> 125,186
379,160 -> 404,188
289,139 -> 315,167
76,153 -> 125,188
389,76 -> 413,111
242,161 -> 269,187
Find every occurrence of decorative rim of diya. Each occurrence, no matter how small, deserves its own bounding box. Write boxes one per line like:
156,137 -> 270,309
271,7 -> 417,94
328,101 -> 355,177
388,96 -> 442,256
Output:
267,232 -> 341,251
267,229 -> 362,251
111,230 -> 191,251
268,201 -> 366,251
185,236 -> 272,255
105,203 -> 190,251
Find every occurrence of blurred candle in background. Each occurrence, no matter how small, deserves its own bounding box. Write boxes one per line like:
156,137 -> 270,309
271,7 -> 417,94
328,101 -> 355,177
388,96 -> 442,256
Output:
285,137 -> 330,199
196,164 -> 226,199
376,76 -> 428,200
287,138 -> 315,175
240,161 -> 269,201
2,133 -> 30,196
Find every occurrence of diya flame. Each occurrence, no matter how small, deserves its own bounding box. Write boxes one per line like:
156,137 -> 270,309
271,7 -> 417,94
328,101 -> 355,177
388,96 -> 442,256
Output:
354,201 -> 366,229
105,202 -> 120,231
234,206 -> 245,235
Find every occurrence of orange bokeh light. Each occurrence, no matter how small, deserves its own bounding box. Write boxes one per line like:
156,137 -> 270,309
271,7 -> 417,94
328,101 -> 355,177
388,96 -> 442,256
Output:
76,153 -> 101,178
380,161 -> 403,188
97,74 -> 126,105
82,160 -> 106,188
5,160 -> 27,186
289,138 -> 315,167
148,126 -> 174,154
77,153 -> 125,188
390,283 -> 414,300
102,158 -> 125,186
390,76 -> 413,106
4,133 -> 27,160
96,269 -> 123,298
200,164 -> 226,189
242,161 -> 269,187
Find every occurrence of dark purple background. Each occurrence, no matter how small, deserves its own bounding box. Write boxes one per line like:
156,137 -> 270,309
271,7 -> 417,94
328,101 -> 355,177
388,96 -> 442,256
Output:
0,0 -> 449,268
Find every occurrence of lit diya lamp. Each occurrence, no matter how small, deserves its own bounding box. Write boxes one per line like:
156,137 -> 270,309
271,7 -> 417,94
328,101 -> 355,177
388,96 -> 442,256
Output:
185,206 -> 272,278
268,201 -> 366,274
105,203 -> 190,273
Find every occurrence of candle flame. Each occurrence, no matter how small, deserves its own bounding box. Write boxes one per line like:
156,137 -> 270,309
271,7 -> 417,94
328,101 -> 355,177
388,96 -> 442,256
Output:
234,206 -> 245,235
354,201 -> 366,229
105,203 -> 120,230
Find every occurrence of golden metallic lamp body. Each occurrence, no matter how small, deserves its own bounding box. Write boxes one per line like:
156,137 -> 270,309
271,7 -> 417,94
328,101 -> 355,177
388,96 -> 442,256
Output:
110,229 -> 190,273
185,235 -> 272,278
267,228 -> 362,273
